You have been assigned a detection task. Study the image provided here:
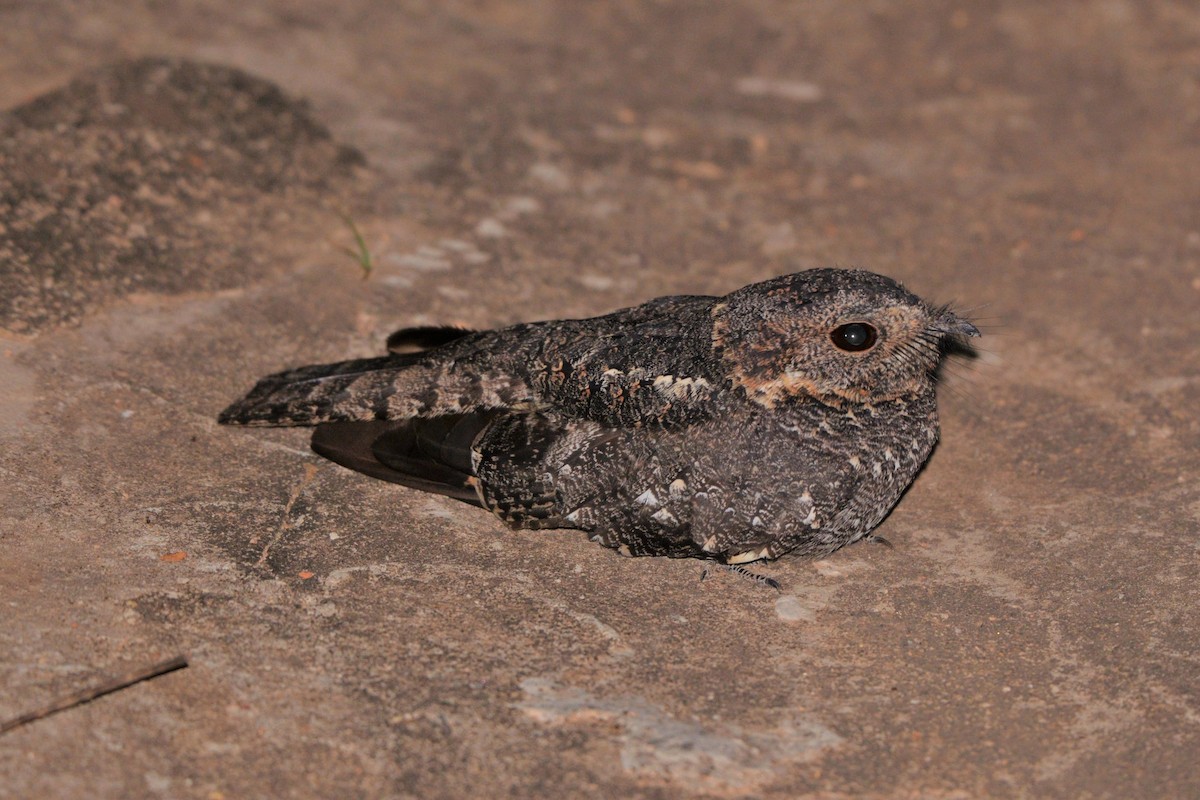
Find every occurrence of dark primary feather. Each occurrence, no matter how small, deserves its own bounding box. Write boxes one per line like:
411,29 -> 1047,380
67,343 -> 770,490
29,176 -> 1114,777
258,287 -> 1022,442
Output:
311,417 -> 484,503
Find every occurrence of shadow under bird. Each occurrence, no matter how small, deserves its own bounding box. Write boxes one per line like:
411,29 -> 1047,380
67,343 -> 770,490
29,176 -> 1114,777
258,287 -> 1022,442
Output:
219,269 -> 977,569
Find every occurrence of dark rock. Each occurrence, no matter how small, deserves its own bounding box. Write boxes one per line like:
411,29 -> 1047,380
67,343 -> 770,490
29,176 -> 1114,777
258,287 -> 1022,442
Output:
0,57 -> 363,333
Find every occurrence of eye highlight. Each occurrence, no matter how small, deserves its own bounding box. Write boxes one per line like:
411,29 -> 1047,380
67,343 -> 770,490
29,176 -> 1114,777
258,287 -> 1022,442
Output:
830,322 -> 878,352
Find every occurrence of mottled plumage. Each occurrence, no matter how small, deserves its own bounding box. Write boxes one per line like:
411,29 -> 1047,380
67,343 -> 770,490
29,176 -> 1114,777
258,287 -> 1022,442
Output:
219,269 -> 977,565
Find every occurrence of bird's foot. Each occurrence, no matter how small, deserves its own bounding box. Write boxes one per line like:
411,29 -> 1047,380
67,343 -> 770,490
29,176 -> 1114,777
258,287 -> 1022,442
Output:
700,562 -> 781,591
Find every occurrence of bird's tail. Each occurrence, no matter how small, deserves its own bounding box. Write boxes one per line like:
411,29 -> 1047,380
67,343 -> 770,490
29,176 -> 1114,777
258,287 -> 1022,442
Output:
219,354 -> 405,426
218,351 -> 531,427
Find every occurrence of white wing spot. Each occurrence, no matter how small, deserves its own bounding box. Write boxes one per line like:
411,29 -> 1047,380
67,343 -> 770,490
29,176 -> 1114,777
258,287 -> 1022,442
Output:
668,377 -> 692,397
651,508 -> 678,526
635,490 -> 660,508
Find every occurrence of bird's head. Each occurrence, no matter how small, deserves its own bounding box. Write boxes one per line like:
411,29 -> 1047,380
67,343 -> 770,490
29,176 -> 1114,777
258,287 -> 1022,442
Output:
711,269 -> 978,408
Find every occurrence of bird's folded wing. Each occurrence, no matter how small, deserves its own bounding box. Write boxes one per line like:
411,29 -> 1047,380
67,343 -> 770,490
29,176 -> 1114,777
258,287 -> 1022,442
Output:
529,294 -> 724,427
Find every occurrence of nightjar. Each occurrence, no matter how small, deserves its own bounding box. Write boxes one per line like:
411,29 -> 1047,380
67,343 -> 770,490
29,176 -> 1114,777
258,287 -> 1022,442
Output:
219,269 -> 977,565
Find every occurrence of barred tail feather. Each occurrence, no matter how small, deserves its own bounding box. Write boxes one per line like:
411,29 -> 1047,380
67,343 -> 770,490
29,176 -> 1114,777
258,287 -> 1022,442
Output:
218,354 -> 532,427
218,355 -> 405,426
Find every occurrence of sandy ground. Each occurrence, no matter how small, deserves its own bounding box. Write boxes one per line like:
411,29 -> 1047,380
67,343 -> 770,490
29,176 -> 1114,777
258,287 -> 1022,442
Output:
1,2 -> 1198,798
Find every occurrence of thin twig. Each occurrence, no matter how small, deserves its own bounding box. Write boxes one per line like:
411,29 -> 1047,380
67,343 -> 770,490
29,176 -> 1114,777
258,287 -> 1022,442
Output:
0,655 -> 189,735
255,462 -> 320,568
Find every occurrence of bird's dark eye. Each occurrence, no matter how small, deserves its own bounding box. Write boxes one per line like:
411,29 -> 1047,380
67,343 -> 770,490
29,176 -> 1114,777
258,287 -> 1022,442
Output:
830,322 -> 878,352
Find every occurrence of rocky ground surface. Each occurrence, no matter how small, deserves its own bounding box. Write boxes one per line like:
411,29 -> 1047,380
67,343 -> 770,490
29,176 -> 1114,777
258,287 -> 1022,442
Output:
1,2 -> 1198,798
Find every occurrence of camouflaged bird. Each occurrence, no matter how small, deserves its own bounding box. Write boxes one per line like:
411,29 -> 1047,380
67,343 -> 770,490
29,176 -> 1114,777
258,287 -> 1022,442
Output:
219,269 -> 978,566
